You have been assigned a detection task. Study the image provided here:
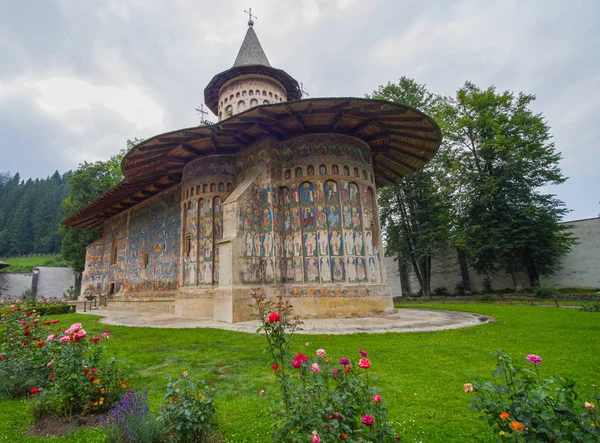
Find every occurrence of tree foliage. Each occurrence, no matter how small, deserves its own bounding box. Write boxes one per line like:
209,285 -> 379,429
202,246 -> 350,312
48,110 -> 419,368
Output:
0,171 -> 69,257
368,78 -> 451,296
443,82 -> 575,285
371,78 -> 574,293
60,139 -> 141,278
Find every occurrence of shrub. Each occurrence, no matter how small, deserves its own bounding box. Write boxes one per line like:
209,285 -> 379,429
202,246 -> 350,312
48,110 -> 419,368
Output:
580,301 -> 600,312
30,323 -> 126,419
466,351 -> 600,442
434,286 -> 449,296
0,306 -> 55,397
533,280 -> 554,298
157,372 -> 216,442
101,390 -> 162,443
253,290 -> 400,442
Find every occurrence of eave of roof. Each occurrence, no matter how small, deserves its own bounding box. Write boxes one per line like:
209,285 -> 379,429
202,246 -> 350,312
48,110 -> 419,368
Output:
64,97 -> 442,231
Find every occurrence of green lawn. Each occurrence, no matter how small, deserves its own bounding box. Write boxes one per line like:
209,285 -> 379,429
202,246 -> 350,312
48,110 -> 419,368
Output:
0,255 -> 65,273
1,304 -> 599,442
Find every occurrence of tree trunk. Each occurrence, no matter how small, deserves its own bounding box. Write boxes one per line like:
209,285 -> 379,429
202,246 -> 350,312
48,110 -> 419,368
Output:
74,272 -> 82,299
456,248 -> 472,294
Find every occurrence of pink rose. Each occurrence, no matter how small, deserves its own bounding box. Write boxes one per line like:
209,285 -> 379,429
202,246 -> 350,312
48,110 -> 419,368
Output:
75,329 -> 86,339
373,394 -> 382,402
69,323 -> 82,332
362,414 -> 374,426
359,358 -> 371,369
46,334 -> 56,342
312,363 -> 320,373
102,331 -> 110,339
59,336 -> 69,343
316,349 -> 326,357
312,432 -> 321,443
333,369 -> 339,376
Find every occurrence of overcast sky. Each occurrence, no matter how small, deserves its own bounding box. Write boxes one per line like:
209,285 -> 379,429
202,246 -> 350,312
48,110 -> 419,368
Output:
0,0 -> 598,220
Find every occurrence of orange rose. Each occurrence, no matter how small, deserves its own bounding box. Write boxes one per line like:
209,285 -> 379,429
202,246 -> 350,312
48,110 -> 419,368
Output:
510,421 -> 524,431
500,411 -> 509,419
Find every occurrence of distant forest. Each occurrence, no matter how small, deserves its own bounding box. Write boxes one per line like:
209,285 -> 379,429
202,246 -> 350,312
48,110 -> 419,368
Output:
0,171 -> 70,257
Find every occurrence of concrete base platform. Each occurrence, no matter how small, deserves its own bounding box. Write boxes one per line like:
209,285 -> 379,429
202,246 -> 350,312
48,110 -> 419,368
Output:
80,308 -> 493,335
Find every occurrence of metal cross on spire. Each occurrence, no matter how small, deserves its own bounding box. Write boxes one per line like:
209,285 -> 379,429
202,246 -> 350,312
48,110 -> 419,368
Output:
244,7 -> 257,26
300,82 -> 310,98
195,104 -> 209,126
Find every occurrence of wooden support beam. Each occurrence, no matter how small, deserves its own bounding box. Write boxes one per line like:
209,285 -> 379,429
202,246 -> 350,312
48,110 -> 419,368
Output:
330,113 -> 344,131
383,154 -> 418,173
180,144 -> 202,156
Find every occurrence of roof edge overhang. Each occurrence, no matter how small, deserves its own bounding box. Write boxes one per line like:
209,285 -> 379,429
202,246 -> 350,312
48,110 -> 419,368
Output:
67,97 -> 442,231
204,65 -> 301,115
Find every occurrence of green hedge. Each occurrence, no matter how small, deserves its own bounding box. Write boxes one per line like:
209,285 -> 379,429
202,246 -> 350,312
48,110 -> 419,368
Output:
33,304 -> 76,315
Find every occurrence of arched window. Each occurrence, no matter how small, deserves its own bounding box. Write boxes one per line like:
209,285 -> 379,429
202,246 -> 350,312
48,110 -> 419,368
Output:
249,90 -> 254,96
227,183 -> 232,192
255,90 -> 260,95
354,167 -> 359,177
225,105 -> 233,118
210,183 -> 216,192
319,164 -> 327,175
343,165 -> 350,176
242,90 -> 247,97
295,167 -> 303,178
196,185 -> 201,194
274,94 -> 278,100
203,184 -> 208,193
250,98 -> 258,107
363,170 -> 368,180
269,92 -> 273,98
263,100 -> 269,105
224,97 -> 228,104
229,94 -> 234,101
236,92 -> 240,98
190,187 -> 194,197
262,90 -> 267,96
238,100 -> 246,112
307,165 -> 315,176
218,183 -> 224,192
332,165 -> 339,175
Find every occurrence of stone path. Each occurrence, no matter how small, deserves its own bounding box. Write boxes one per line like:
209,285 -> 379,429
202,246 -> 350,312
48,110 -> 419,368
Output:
80,308 -> 493,335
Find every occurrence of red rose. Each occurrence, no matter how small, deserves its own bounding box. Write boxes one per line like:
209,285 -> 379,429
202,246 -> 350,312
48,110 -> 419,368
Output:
0,355 -> 3,360
50,373 -> 55,379
294,354 -> 309,363
30,387 -> 39,394
24,330 -> 30,336
21,340 -> 28,346
88,375 -> 95,382
36,341 -> 45,347
292,359 -> 301,369
271,364 -> 278,371
267,312 -> 281,323
84,369 -> 90,375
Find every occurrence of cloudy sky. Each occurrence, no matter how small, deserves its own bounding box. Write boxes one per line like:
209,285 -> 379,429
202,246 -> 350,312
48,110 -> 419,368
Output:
0,0 -> 598,220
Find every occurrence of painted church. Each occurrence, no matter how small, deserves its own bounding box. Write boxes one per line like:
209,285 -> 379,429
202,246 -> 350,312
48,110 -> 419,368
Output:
63,20 -> 442,323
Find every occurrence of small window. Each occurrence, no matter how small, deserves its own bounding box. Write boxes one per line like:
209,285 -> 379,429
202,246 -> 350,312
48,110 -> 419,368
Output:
307,165 -> 315,176
143,252 -> 149,269
224,97 -> 228,104
263,100 -> 269,105
184,234 -> 191,257
363,170 -> 368,180
255,90 -> 260,95
269,92 -> 273,98
274,94 -> 278,100
225,105 -> 233,117
236,92 -> 240,98
319,164 -> 327,175
295,167 -> 303,178
242,90 -> 247,97
190,187 -> 194,196
196,185 -> 201,194
219,183 -> 224,192
110,237 -> 118,265
210,183 -> 216,192
227,183 -> 232,192
203,184 -> 208,193
230,94 -> 234,101
250,98 -> 258,106
262,90 -> 267,96
332,165 -> 339,175
249,90 -> 254,96
343,165 -> 350,176
354,167 -> 359,177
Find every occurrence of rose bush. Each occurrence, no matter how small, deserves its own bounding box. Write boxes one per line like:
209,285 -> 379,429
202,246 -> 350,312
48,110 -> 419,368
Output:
253,290 -> 399,442
467,351 -> 600,442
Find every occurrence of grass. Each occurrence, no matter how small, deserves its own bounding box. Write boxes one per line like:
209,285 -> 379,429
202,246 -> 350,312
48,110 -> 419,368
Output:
1,304 -> 599,442
0,255 -> 67,273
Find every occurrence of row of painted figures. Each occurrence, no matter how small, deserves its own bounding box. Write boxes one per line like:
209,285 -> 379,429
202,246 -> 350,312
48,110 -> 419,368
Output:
242,230 -> 376,258
251,180 -> 365,208
242,256 -> 382,284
